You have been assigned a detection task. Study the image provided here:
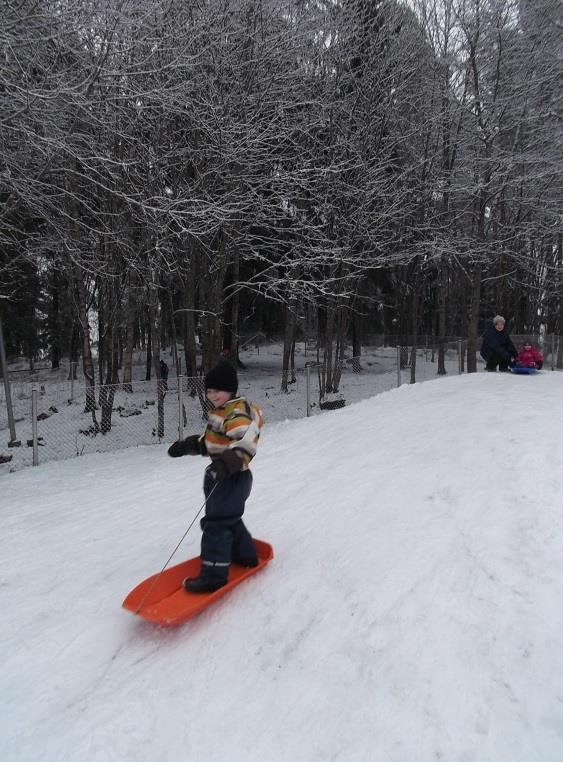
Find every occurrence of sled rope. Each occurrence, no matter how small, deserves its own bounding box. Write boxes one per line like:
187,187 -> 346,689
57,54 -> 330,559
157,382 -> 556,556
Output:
134,485 -> 217,614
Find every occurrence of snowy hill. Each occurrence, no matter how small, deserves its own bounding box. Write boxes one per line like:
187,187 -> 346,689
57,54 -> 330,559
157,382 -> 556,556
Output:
3,373 -> 563,762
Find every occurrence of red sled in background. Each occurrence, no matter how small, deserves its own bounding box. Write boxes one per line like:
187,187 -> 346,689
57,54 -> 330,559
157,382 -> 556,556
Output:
123,539 -> 273,627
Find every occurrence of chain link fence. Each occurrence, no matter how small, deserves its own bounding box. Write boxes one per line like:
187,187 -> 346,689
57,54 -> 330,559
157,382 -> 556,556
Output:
3,335 -> 562,474
0,378 -> 190,471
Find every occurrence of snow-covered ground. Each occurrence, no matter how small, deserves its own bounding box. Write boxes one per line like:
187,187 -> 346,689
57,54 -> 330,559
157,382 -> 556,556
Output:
3,372 -> 563,761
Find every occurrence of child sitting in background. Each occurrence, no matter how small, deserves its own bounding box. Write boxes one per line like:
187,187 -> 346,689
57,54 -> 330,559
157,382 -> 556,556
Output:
516,340 -> 543,370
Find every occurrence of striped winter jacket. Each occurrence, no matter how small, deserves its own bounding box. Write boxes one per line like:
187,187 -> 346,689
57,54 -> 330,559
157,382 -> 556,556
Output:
201,397 -> 263,470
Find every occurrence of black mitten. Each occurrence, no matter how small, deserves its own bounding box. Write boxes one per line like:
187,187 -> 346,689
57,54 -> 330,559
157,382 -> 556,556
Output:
183,435 -> 207,455
168,436 -> 206,458
205,450 -> 243,481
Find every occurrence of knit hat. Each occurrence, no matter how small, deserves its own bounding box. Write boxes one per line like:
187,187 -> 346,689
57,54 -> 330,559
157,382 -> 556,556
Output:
493,315 -> 505,326
204,360 -> 238,394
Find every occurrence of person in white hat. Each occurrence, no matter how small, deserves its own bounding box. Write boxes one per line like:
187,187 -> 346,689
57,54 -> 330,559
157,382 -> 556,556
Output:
480,315 -> 518,372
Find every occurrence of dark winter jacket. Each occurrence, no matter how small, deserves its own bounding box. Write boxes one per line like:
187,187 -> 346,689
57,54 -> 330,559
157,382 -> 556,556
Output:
480,323 -> 517,362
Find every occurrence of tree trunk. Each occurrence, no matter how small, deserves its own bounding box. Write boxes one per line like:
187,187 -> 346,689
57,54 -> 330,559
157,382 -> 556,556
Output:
324,301 -> 335,393
50,267 -> 61,370
351,307 -> 362,372
97,296 -> 106,387
410,285 -> 419,384
122,277 -> 137,391
557,233 -> 563,368
332,304 -> 349,392
168,290 -> 180,377
99,280 -> 120,433
199,234 -> 225,372
149,277 -> 165,439
145,305 -> 152,381
466,263 -> 482,373
437,260 -> 447,375
75,273 -> 97,422
183,271 -> 198,379
281,300 -> 297,392
99,336 -> 117,433
67,323 -> 79,380
229,247 -> 240,360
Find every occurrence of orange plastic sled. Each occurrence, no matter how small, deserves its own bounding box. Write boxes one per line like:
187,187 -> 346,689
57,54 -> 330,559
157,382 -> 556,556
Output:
123,539 -> 273,627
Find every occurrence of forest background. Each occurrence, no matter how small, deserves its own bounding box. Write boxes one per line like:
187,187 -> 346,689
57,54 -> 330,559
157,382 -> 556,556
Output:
1,0 -> 562,395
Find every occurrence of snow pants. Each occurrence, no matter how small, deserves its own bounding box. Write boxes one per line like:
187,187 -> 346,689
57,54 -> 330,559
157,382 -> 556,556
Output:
199,469 -> 256,584
482,350 -> 510,371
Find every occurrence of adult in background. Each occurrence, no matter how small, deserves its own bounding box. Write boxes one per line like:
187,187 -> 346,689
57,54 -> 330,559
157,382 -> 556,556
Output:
480,315 -> 518,372
159,358 -> 169,390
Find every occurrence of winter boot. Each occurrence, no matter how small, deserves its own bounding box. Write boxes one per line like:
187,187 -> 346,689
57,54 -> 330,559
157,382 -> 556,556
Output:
232,555 -> 258,568
183,577 -> 226,594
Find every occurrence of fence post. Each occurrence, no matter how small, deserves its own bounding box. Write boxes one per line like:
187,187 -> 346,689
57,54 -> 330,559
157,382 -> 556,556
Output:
457,339 -> 463,374
396,346 -> 401,387
178,376 -> 184,439
306,365 -> 311,417
551,334 -> 555,371
69,362 -> 75,402
0,315 -> 19,445
32,388 -> 39,466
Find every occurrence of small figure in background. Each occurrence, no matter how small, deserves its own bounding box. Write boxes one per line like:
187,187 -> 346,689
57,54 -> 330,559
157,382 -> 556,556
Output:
159,359 -> 169,390
516,340 -> 543,370
220,345 -> 246,370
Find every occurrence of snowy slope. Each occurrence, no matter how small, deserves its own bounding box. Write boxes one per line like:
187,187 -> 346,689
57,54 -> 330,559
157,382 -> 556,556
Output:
2,373 -> 563,762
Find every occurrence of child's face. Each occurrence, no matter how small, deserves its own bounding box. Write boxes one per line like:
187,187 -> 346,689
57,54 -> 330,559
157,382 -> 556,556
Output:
206,389 -> 232,408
